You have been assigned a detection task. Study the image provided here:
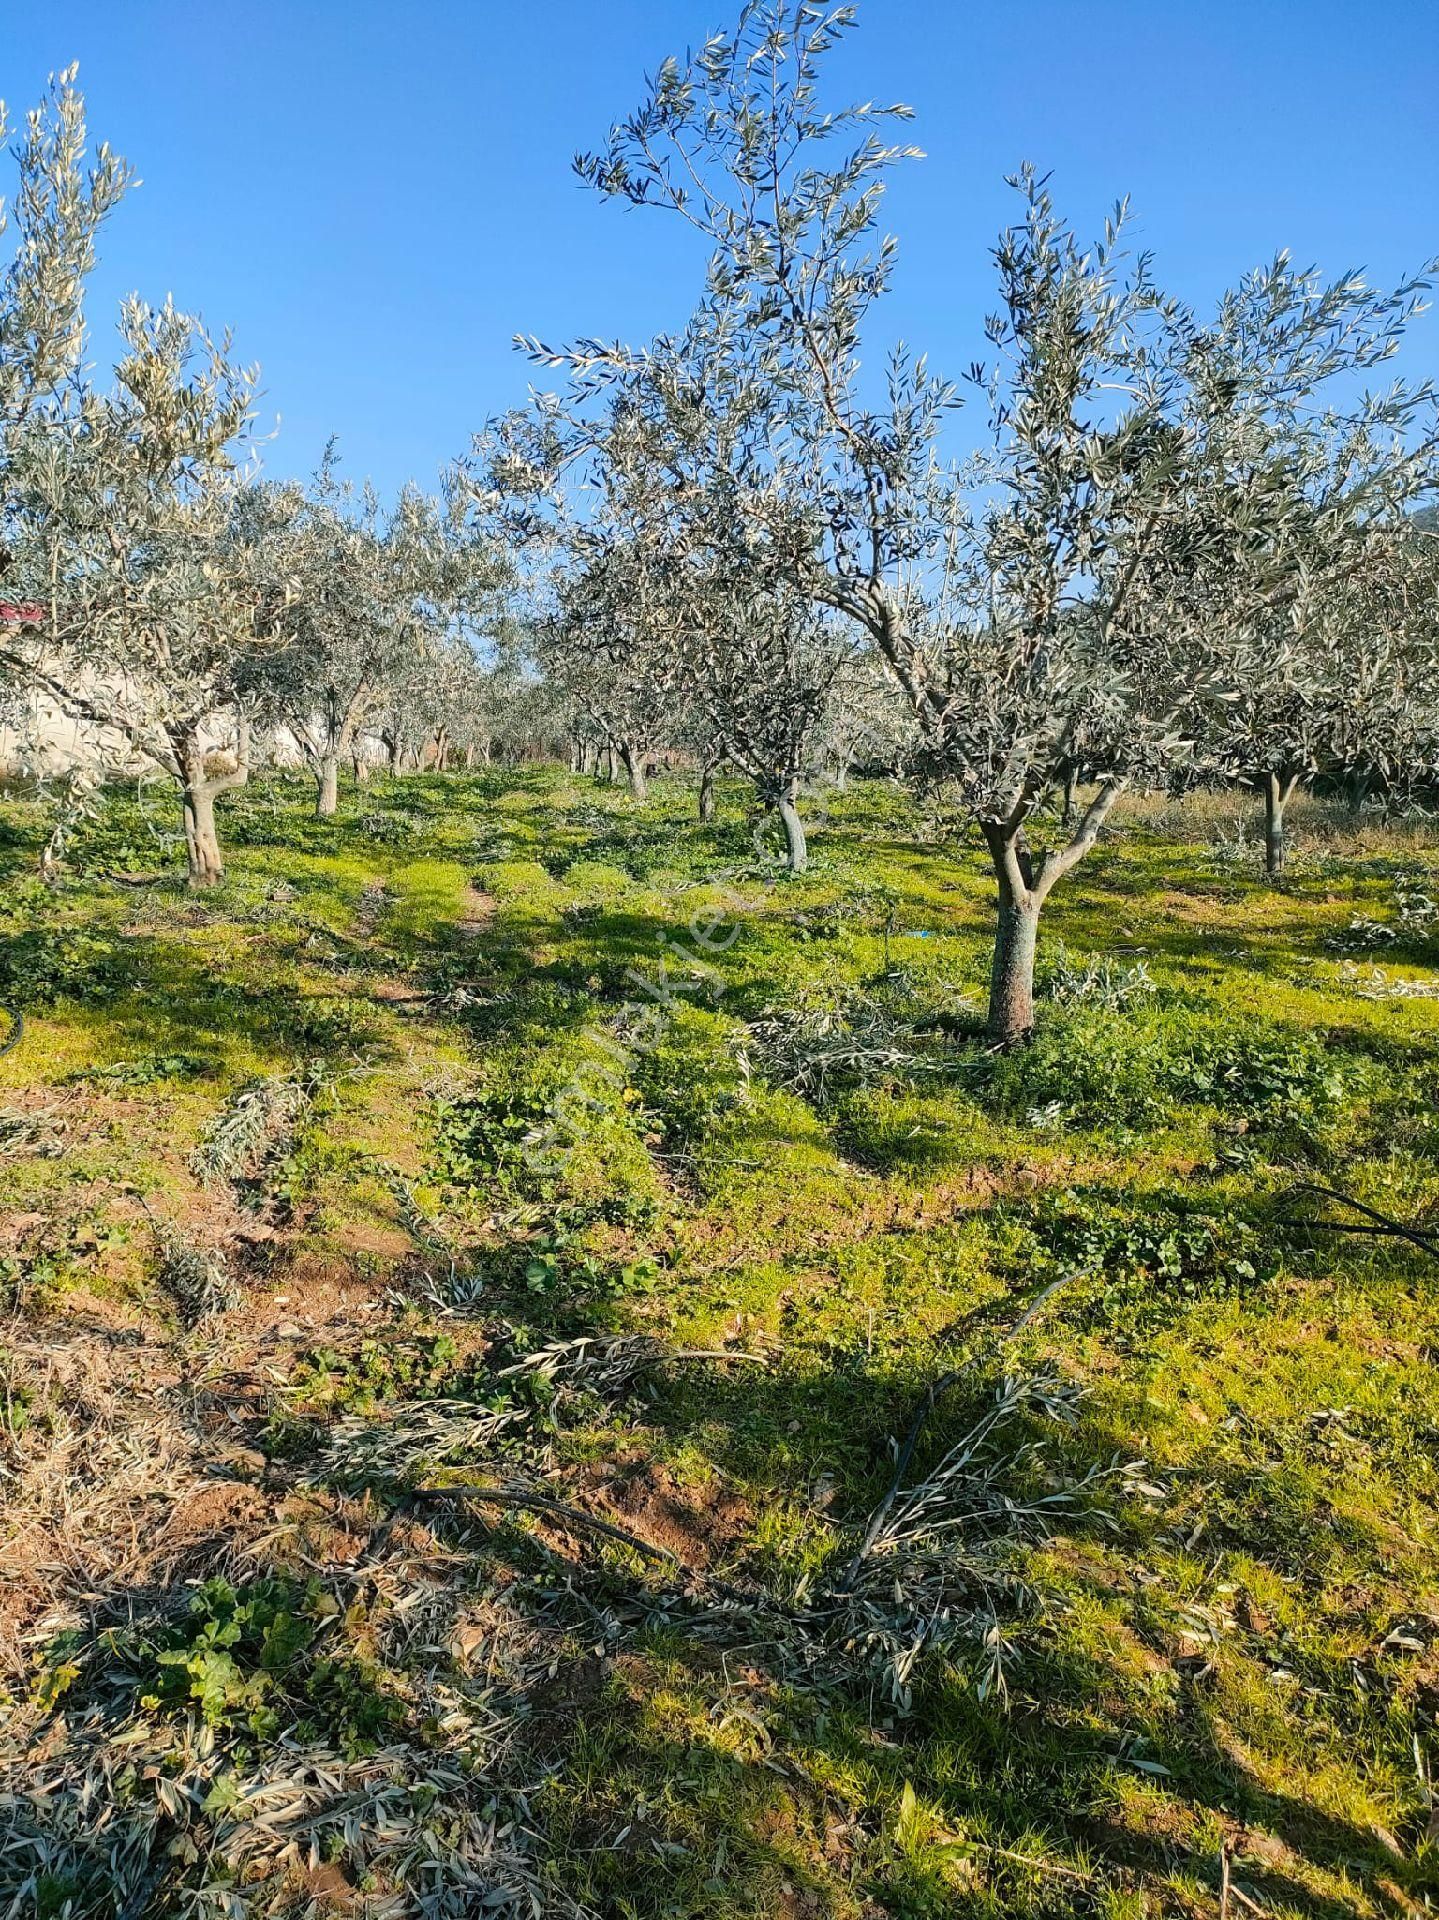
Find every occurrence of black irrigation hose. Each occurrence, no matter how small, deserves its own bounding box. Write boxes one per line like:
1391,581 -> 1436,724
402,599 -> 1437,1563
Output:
1278,1181 -> 1439,1261
0,1006 -> 22,1058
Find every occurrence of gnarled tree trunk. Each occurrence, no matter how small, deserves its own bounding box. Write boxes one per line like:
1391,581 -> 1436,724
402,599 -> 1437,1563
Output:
182,777 -> 225,886
620,741 -> 648,802
177,717 -> 249,887
698,760 -> 717,821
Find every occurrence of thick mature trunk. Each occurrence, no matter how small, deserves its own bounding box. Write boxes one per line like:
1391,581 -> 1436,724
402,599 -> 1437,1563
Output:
316,753 -> 340,818
833,761 -> 849,793
352,750 -> 370,785
182,780 -> 225,886
987,889 -> 1041,1043
776,781 -> 808,873
621,742 -> 648,802
386,734 -> 404,775
698,762 -> 716,821
178,722 -> 248,886
1263,770 -> 1300,878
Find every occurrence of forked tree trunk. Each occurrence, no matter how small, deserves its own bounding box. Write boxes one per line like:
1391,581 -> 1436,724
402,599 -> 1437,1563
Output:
182,777 -> 225,887
620,741 -> 648,801
1263,769 -> 1301,878
177,719 -> 248,887
316,752 -> 340,818
980,782 -> 1124,1044
776,778 -> 808,873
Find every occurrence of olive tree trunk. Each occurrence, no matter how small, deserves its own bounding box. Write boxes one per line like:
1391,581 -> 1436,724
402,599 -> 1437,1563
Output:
316,751 -> 341,817
776,778 -> 808,873
698,760 -> 717,821
1263,769 -> 1301,878
620,741 -> 648,801
988,888 -> 1041,1040
182,777 -> 225,886
177,717 -> 249,887
980,782 -> 1123,1044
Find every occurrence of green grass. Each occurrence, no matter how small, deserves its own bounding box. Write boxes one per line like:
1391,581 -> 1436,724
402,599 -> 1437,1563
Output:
1,766 -> 1436,1919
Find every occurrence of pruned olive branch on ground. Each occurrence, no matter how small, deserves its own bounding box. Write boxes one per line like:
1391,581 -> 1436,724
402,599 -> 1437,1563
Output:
190,1064 -> 327,1188
296,1285 -> 1126,1712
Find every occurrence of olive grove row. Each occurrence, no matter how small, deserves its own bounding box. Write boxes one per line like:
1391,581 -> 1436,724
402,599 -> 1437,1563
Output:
2,7 -> 1437,1041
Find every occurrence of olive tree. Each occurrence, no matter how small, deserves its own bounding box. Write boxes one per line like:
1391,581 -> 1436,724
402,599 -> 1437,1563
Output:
0,67 -> 131,468
2,297 -> 265,883
385,633 -> 497,771
570,8 -> 1189,1037
569,3 -> 951,673
567,0 -> 1439,1037
240,456 -> 483,816
0,67 -> 132,724
1319,513 -> 1439,812
1159,259 -> 1439,872
480,373 -> 696,801
538,537 -> 685,801
675,572 -> 858,870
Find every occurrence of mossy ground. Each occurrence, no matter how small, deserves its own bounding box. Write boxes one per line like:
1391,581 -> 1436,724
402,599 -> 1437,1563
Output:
1,767 -> 1436,1918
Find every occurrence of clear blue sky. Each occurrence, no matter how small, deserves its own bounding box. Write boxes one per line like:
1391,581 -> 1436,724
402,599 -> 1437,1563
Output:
4,1 -> 1435,496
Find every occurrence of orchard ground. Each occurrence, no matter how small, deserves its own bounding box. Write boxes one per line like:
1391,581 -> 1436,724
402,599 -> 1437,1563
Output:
1,766 -> 1437,1920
